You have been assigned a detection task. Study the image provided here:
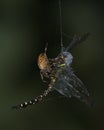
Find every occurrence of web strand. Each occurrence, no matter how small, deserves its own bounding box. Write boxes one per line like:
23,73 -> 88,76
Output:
59,0 -> 63,50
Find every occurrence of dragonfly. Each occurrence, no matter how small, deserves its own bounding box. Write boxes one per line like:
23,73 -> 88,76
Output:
12,0 -> 91,110
12,33 -> 90,109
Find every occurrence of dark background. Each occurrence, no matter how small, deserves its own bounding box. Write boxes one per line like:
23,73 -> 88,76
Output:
0,0 -> 104,130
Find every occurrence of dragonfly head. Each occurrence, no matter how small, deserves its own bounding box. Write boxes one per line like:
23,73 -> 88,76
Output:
61,51 -> 73,66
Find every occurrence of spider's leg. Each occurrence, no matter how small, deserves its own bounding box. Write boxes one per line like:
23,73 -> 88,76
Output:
40,70 -> 51,83
44,42 -> 48,53
65,33 -> 90,51
40,71 -> 47,83
12,79 -> 55,110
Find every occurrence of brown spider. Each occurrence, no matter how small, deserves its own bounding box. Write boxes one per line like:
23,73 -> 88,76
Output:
38,43 -> 52,83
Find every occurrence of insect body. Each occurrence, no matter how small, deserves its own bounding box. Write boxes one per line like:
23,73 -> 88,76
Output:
50,33 -> 90,104
52,45 -> 90,104
12,0 -> 91,109
12,33 -> 90,109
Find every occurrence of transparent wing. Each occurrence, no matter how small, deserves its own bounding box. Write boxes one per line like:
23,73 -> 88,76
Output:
65,33 -> 90,51
53,67 -> 90,103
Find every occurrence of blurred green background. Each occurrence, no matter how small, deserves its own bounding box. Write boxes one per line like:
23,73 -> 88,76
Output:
0,0 -> 104,130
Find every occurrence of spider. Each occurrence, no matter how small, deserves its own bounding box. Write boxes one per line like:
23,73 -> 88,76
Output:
12,33 -> 90,109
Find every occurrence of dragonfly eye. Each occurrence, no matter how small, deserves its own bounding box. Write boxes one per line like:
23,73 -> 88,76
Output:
62,52 -> 73,66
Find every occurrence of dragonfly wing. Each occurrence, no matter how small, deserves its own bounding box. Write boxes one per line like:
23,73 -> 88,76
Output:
54,67 -> 90,103
53,77 -> 72,98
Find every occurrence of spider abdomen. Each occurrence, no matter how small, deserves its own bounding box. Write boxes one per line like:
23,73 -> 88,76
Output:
38,53 -> 51,72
